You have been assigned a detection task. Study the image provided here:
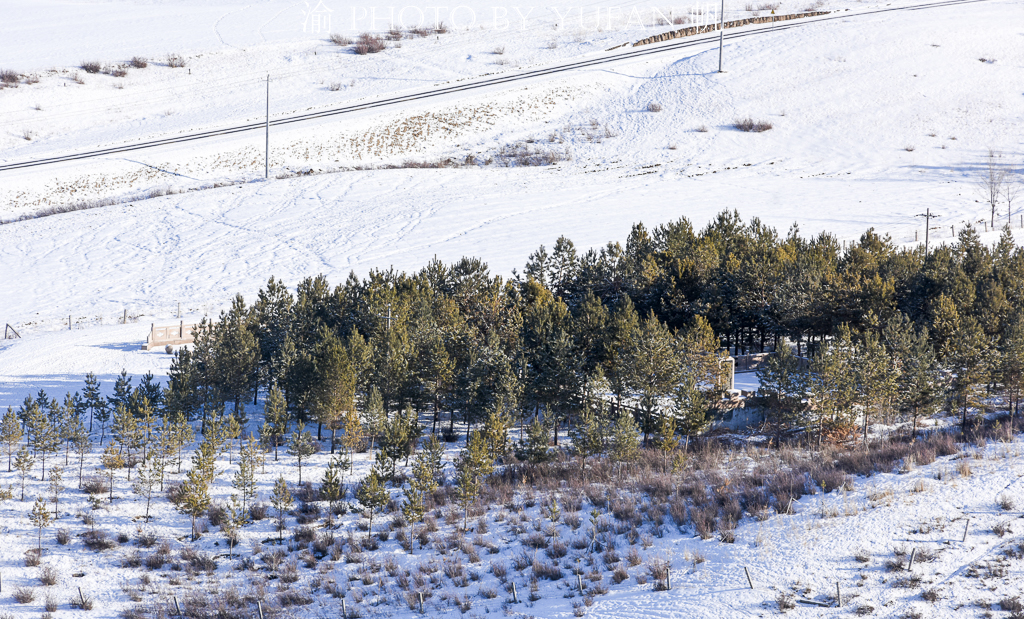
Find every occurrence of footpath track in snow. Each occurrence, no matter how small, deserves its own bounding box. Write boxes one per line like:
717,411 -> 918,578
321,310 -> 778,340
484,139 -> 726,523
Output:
0,0 -> 996,173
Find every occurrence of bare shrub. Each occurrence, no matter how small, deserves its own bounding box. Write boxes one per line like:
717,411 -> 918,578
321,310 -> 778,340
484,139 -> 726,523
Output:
130,57 -> 148,69
648,559 -> 671,590
81,61 -> 102,74
111,67 -> 127,77
493,46 -> 505,55
249,503 -> 268,521
1,68 -> 19,83
647,102 -> 663,113
904,145 -> 916,152
71,72 -> 85,85
14,587 -> 36,603
777,592 -> 796,611
330,33 -> 352,45
696,124 -> 709,133
56,528 -> 71,545
328,82 -> 342,91
921,589 -> 940,602
386,29 -> 403,41
734,117 -> 773,132
167,54 -> 186,68
83,530 -> 116,551
83,477 -> 110,496
45,594 -> 59,612
998,495 -> 1015,511
70,592 -> 94,610
690,506 -> 717,539
999,597 -> 1023,613
993,521 -> 1012,537
25,550 -> 41,566
40,565 -> 59,586
354,33 -> 386,55
546,40 -> 559,49
435,22 -> 449,34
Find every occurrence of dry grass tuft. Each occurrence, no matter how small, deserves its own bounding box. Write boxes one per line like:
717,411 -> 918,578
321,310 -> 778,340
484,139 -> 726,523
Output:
734,117 -> 773,132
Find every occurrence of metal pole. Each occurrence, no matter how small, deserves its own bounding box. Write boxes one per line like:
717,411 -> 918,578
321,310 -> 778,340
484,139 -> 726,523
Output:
265,74 -> 270,179
924,208 -> 930,253
718,0 -> 725,72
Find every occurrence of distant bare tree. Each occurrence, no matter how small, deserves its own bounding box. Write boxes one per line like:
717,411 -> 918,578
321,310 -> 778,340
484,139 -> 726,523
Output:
1004,160 -> 1021,228
978,149 -> 1006,228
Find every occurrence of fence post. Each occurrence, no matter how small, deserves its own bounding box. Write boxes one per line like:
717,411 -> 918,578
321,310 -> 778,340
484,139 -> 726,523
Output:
836,582 -> 841,607
962,519 -> 969,542
744,566 -> 754,589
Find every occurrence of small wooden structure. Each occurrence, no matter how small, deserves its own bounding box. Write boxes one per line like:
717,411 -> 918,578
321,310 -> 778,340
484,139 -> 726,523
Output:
141,322 -> 197,351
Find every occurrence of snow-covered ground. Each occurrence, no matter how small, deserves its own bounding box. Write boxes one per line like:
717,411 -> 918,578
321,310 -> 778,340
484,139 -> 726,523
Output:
1,372 -> 1022,619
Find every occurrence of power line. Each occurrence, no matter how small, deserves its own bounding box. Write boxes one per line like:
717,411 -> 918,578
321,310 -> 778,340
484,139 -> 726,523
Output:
0,0 -> 993,173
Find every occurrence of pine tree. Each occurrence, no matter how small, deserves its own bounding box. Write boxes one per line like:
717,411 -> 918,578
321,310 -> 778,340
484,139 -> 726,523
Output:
100,445 -> 124,502
214,295 -> 260,412
14,447 -> 34,500
222,414 -> 241,464
29,495 -> 52,554
454,431 -> 494,531
26,402 -> 58,481
233,435 -> 259,514
107,370 -> 133,420
133,456 -> 161,520
355,468 -> 388,535
169,415 -> 195,474
59,403 -> 86,467
261,386 -> 288,461
623,311 -> 685,445
1,406 -> 22,472
82,372 -> 105,434
47,465 -> 64,518
73,433 -> 90,489
609,409 -> 640,475
671,376 -> 712,443
935,296 -> 991,430
998,317 -> 1024,429
480,399 -> 512,460
569,389 -> 606,472
757,343 -> 810,441
516,417 -> 550,464
178,466 -> 212,541
404,437 -> 442,552
111,403 -> 142,480
287,422 -> 317,484
139,371 -> 164,408
362,386 -> 386,451
221,496 -> 244,559
339,405 -> 364,460
320,456 -> 344,517
270,475 -> 293,543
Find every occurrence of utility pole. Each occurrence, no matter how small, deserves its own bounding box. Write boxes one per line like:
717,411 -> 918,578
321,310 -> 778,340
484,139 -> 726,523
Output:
915,208 -> 939,254
718,0 -> 725,72
265,74 -> 270,179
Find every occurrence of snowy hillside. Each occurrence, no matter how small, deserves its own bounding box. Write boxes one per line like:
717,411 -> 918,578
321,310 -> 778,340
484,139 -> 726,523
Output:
1,0 -> 1022,334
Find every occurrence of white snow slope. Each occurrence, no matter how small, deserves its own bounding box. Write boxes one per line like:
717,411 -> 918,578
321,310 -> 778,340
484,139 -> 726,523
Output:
1,0 -> 1022,335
